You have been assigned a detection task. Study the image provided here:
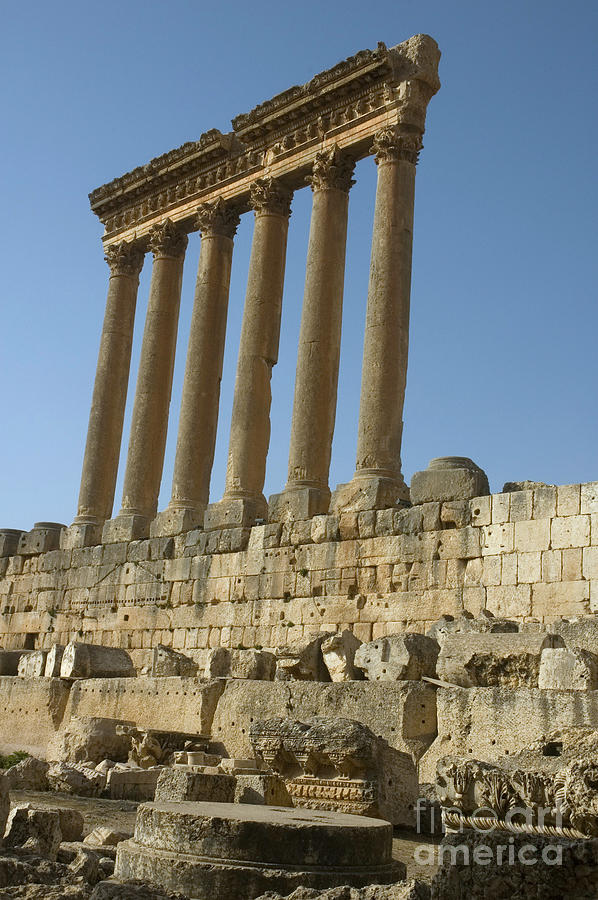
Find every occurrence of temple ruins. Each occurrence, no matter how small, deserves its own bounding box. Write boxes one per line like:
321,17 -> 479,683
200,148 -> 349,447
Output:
1,32 -> 598,900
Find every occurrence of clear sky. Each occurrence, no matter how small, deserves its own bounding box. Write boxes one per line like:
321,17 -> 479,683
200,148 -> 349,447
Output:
1,0 -> 597,530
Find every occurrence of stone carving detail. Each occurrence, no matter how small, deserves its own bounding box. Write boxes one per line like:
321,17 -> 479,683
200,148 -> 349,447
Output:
436,754 -> 598,839
372,126 -> 423,165
195,197 -> 241,238
307,146 -> 356,193
251,716 -> 380,817
249,177 -> 293,217
147,218 -> 189,258
104,240 -> 145,277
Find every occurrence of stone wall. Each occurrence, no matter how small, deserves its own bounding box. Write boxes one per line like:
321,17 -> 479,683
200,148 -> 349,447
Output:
1,482 -> 597,666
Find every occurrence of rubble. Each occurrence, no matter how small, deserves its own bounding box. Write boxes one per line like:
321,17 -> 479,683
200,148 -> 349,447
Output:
354,634 -> 439,682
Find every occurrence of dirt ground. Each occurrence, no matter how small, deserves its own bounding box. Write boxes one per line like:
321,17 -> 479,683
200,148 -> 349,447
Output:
11,791 -> 441,883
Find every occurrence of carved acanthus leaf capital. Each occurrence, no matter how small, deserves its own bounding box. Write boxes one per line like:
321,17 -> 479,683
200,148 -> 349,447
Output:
372,128 -> 423,165
307,146 -> 355,193
147,219 -> 189,258
250,177 -> 293,217
104,241 -> 145,278
195,198 -> 241,238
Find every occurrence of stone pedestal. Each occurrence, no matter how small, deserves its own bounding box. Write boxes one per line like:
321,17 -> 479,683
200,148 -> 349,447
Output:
0,530 -> 24,558
410,456 -> 490,504
151,200 -> 240,538
269,147 -> 354,522
332,129 -> 422,514
72,241 -> 145,546
114,801 -> 402,898
206,179 -> 292,530
104,221 -> 188,543
18,522 -> 65,555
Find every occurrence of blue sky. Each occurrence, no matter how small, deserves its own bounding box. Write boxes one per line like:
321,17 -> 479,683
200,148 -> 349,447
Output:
1,0 -> 597,530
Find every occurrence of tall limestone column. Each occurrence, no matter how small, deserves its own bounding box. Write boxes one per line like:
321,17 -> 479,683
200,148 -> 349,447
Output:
103,219 -> 188,542
205,178 -> 292,530
269,146 -> 355,522
67,241 -> 145,548
151,199 -> 240,537
331,128 -> 423,513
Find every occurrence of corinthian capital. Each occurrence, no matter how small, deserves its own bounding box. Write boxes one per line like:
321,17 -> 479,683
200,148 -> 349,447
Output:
372,128 -> 423,165
307,146 -> 355,193
249,177 -> 293,217
148,219 -> 189,258
196,198 -> 241,238
104,241 -> 145,278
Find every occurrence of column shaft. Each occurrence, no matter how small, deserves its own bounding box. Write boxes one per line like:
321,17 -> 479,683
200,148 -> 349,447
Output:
104,220 -> 187,541
70,242 -> 144,545
152,200 -> 239,536
331,129 -> 423,513
269,146 -> 354,521
205,179 -> 291,529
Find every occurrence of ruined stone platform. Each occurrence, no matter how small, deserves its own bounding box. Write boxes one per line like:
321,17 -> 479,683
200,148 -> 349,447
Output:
114,800 -> 403,899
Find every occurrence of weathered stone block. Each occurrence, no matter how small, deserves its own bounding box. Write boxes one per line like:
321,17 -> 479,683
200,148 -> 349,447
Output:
44,644 -> 65,677
152,645 -> 198,677
0,529 -> 24,558
354,633 -> 439,681
321,630 -> 362,681
17,648 -> 47,677
18,522 -> 65,556
436,632 -> 558,687
60,641 -> 135,679
551,514 -> 591,549
538,647 -> 598,690
410,458 -> 489,505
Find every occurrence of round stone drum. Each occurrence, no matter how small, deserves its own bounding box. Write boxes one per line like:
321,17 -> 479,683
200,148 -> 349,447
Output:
114,801 -> 404,899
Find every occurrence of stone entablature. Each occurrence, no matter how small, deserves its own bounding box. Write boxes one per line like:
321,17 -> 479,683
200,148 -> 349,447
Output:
1,482 -> 598,663
90,37 -> 439,245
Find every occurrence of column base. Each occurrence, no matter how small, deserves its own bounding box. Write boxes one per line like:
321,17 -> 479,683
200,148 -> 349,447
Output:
330,474 -> 410,514
102,513 -> 150,543
268,485 -> 330,523
204,495 -> 267,530
62,520 -> 104,549
150,506 -> 205,538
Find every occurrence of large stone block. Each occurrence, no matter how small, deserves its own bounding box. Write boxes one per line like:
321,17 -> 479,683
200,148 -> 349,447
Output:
538,647 -> 598,690
151,645 -> 198,678
47,715 -> 132,764
354,633 -> 439,681
17,649 -> 47,677
155,768 -> 236,803
60,642 -> 136,679
209,679 -> 437,761
410,457 -> 489,505
0,676 -> 71,757
419,685 -> 598,783
18,522 -> 65,555
321,630 -> 362,681
436,632 -> 558,688
65,677 -> 225,736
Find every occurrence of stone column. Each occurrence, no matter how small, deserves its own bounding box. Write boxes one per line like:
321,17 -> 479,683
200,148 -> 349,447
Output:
103,220 -> 188,542
151,199 -> 240,537
67,241 -> 144,548
269,146 -> 355,522
331,128 -> 422,513
205,178 -> 292,530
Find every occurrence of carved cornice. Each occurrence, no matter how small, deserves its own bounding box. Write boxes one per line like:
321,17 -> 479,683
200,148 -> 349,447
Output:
147,219 -> 189,258
91,36 -> 440,242
104,241 -> 145,278
196,198 -> 241,239
249,177 -> 293,217
307,146 -> 355,193
372,127 -> 423,165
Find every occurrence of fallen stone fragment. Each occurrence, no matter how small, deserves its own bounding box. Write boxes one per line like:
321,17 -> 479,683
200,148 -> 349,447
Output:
6,757 -> 49,791
151,645 -> 198,678
275,633 -> 335,682
436,632 -> 560,688
83,827 -> 132,849
44,644 -> 66,677
321,630 -> 362,682
48,717 -> 132,766
17,649 -> 48,678
539,647 -> 598,690
60,642 -> 135,679
354,633 -> 439,681
47,762 -> 106,797
4,805 -> 62,859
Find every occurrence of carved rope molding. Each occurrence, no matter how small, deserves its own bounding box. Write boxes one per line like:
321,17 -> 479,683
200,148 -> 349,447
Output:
93,36 -> 440,246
